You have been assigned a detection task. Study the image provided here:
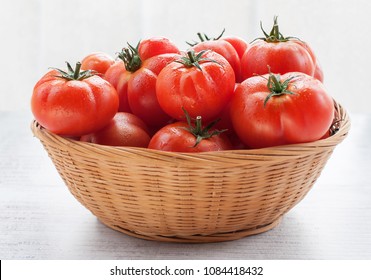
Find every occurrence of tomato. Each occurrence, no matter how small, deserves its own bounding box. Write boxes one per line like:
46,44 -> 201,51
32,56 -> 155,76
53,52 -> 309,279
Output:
104,60 -> 131,112
148,113 -> 232,152
138,37 -> 180,61
314,62 -> 324,82
80,112 -> 150,147
222,36 -> 248,59
104,38 -> 180,128
230,72 -> 334,149
212,99 -> 248,150
31,62 -> 119,137
81,52 -> 114,75
156,50 -> 235,123
189,30 -> 244,82
240,17 -> 315,80
125,53 -> 180,127
294,39 -> 324,82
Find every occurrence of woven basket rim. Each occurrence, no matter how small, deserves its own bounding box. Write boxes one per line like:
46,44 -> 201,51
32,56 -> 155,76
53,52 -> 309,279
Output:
31,99 -> 350,159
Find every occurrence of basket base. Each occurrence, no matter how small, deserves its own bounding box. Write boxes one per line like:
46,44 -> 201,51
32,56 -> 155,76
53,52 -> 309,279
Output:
97,217 -> 283,243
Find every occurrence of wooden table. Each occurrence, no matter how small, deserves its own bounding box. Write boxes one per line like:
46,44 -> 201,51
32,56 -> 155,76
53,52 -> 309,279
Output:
1,111 -> 370,260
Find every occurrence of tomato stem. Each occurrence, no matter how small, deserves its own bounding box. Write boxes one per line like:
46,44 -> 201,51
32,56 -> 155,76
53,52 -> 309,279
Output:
194,116 -> 203,134
74,62 -> 82,80
187,50 -> 196,63
175,50 -> 221,71
186,29 -> 225,46
269,73 -> 284,92
264,72 -> 298,106
197,32 -> 207,42
251,16 -> 300,44
52,61 -> 95,81
182,108 -> 227,147
117,42 -> 142,72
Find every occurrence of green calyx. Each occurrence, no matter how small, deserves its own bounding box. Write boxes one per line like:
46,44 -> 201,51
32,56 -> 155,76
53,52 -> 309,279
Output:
53,62 -> 95,81
182,108 -> 227,147
117,42 -> 142,72
258,16 -> 291,43
175,50 -> 220,71
186,28 -> 225,46
264,72 -> 297,106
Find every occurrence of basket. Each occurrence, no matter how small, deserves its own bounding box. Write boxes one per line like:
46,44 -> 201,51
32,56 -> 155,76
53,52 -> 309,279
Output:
31,100 -> 350,243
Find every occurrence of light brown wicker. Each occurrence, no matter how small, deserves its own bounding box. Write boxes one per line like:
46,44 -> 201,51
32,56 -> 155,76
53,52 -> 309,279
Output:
31,100 -> 350,243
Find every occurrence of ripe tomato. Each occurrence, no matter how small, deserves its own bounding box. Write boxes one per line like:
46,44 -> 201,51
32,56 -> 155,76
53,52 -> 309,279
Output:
222,35 -> 248,59
294,39 -> 324,82
104,60 -> 131,112
148,113 -> 232,152
81,52 -> 114,75
156,50 -> 235,123
80,112 -> 150,147
31,62 -> 119,137
240,17 -> 315,80
189,30 -> 244,82
138,37 -> 180,61
313,62 -> 324,82
104,38 -> 180,128
230,72 -> 334,149
124,52 -> 180,127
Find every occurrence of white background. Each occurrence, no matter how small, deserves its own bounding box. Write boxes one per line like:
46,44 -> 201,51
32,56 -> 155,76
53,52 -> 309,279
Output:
1,0 -> 370,114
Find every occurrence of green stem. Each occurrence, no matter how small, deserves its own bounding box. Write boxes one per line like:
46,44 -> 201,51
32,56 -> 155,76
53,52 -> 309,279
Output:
74,62 -> 82,80
264,73 -> 298,106
256,16 -> 289,43
52,61 -> 95,81
175,50 -> 220,71
187,29 -> 225,46
181,108 -> 227,147
270,16 -> 280,40
197,32 -> 205,42
270,73 -> 283,92
117,42 -> 142,72
187,51 -> 196,63
194,116 -> 203,134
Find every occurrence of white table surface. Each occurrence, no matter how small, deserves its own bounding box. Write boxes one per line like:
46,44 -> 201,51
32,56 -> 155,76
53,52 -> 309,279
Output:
0,111 -> 370,260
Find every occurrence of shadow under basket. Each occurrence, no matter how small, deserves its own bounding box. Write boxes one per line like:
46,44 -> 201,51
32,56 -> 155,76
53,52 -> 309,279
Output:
31,100 -> 350,243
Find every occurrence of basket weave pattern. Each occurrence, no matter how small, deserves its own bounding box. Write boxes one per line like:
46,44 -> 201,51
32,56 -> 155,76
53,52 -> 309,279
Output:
31,101 -> 350,242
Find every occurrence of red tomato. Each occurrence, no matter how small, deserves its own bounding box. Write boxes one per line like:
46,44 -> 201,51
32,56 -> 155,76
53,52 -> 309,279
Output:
31,62 -> 119,137
213,98 -> 248,150
104,60 -> 131,112
222,36 -> 248,59
80,112 -> 150,147
81,52 -> 114,75
156,50 -> 235,123
230,72 -> 334,149
314,62 -> 324,82
125,53 -> 180,127
294,39 -> 324,82
148,115 -> 232,152
240,17 -> 315,80
138,37 -> 180,61
104,38 -> 180,128
190,30 -> 244,82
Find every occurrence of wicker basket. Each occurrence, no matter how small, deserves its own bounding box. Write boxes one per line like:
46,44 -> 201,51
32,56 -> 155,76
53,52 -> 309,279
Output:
31,100 -> 350,243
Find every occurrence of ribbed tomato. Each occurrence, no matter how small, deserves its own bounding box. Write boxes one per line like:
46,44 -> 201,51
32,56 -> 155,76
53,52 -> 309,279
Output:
31,62 -> 119,137
230,72 -> 334,148
148,112 -> 232,152
156,50 -> 235,123
104,37 -> 180,128
240,17 -> 316,80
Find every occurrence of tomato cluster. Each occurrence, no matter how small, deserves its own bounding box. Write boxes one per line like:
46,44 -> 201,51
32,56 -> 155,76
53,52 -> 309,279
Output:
31,17 -> 335,152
